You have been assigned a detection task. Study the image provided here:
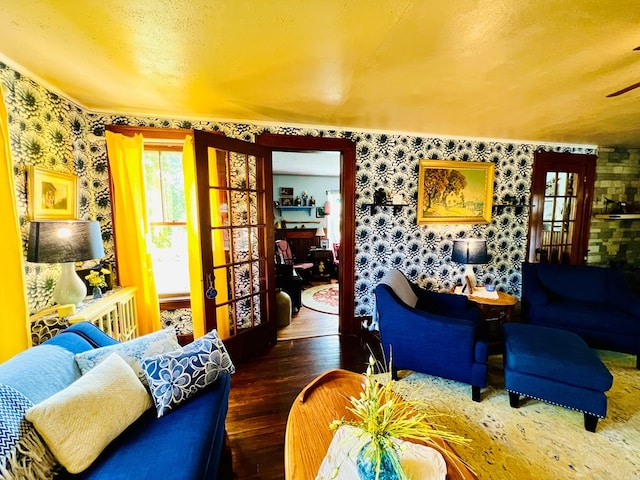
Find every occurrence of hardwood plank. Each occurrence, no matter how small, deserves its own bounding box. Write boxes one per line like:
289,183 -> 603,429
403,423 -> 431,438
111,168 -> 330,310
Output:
224,335 -> 371,479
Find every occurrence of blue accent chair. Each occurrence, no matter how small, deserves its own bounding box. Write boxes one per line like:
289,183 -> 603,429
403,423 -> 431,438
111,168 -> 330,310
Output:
374,269 -> 488,401
522,262 -> 640,369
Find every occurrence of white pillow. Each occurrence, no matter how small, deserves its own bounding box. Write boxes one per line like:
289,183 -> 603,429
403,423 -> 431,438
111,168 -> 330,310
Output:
25,353 -> 152,474
74,327 -> 180,387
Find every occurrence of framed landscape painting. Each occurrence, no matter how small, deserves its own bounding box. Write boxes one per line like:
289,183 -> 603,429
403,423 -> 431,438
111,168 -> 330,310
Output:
28,166 -> 78,220
417,159 -> 494,224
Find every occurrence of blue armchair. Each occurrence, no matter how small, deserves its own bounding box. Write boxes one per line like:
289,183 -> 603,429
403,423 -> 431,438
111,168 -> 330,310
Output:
522,262 -> 640,369
374,270 -> 488,401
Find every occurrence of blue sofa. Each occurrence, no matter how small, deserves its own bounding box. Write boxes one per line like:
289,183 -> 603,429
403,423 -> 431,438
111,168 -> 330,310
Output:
522,262 -> 640,369
375,269 -> 488,401
0,322 -> 231,479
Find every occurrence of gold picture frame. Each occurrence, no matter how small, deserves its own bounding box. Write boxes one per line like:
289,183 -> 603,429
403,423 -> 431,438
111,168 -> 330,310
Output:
28,166 -> 78,220
417,159 -> 494,224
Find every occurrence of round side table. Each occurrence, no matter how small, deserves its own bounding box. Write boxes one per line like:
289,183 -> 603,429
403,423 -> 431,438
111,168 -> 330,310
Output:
468,290 -> 518,322
464,288 -> 518,354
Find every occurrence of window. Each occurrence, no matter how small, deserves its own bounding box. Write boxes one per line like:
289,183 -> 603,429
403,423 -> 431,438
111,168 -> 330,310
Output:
143,146 -> 190,297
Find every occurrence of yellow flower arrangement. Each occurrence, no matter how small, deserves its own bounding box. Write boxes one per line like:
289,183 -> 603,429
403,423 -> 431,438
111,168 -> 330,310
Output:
84,268 -> 109,288
329,356 -> 471,480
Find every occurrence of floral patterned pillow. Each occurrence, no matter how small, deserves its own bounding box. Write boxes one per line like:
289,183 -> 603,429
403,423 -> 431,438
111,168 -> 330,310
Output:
74,328 -> 180,387
142,330 -> 235,417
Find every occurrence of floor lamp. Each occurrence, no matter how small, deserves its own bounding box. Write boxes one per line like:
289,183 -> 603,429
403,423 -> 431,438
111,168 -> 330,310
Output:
27,220 -> 105,305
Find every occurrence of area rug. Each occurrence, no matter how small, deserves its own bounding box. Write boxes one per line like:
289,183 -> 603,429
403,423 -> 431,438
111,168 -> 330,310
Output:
383,351 -> 640,479
302,284 -> 339,315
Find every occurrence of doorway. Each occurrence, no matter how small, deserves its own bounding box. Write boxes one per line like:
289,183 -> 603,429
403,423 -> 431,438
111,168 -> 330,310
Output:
527,151 -> 596,265
272,150 -> 341,340
257,134 -> 358,336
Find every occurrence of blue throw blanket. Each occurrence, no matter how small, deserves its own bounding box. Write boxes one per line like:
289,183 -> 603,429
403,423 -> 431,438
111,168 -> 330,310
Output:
0,384 -> 57,480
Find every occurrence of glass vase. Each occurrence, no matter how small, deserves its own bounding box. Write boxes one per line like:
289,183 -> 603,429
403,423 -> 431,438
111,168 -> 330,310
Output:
356,441 -> 402,480
92,286 -> 103,299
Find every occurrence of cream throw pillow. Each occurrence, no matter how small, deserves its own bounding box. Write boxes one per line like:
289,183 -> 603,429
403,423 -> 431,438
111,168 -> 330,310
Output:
25,353 -> 152,474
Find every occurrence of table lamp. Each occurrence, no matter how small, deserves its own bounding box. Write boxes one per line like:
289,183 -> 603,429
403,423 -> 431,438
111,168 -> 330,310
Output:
452,239 -> 488,289
27,220 -> 105,305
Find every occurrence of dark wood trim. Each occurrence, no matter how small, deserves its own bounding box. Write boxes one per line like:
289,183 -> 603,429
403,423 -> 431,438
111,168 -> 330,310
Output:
528,151 -> 596,264
256,134 -> 358,335
106,125 -> 193,140
158,295 -> 191,310
192,130 -> 277,363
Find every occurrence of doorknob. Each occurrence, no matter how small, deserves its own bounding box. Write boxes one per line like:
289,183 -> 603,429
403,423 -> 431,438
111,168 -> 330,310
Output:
206,273 -> 217,299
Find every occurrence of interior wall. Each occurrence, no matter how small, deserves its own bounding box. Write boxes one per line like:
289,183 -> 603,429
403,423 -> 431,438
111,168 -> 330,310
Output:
2,62 -> 598,321
588,147 -> 640,272
273,174 -> 339,229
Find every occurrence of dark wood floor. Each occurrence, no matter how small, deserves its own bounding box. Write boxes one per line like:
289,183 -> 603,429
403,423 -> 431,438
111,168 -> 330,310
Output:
222,334 -> 373,479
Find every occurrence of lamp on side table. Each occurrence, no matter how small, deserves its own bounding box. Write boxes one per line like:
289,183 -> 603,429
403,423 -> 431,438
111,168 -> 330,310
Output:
452,238 -> 488,289
27,220 -> 105,306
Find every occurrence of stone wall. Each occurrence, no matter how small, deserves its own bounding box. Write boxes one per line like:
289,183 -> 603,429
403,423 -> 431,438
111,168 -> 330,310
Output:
588,147 -> 640,289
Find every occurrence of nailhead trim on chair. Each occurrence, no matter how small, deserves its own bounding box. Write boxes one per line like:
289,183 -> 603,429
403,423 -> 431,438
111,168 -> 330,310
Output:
506,389 -> 604,418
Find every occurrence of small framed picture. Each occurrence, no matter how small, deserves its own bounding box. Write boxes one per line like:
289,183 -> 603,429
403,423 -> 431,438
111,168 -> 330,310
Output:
320,238 -> 329,249
316,206 -> 326,218
28,166 -> 78,220
279,187 -> 294,197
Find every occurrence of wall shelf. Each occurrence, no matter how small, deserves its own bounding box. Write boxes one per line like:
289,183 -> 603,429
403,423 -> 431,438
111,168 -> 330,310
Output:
594,214 -> 640,220
364,203 -> 409,215
276,206 -> 316,214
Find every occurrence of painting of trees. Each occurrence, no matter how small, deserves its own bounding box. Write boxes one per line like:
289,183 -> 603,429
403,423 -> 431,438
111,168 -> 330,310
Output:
422,168 -> 468,208
417,160 -> 494,224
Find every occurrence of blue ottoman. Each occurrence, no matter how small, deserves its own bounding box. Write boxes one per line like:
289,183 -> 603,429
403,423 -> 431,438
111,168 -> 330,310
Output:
503,323 -> 613,432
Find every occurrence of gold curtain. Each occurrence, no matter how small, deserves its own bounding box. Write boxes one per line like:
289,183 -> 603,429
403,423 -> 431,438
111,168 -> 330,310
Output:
182,135 -> 205,338
0,89 -> 30,361
105,131 -> 160,335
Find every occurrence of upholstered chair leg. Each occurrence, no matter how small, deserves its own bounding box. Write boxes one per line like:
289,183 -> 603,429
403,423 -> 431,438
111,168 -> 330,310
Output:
584,414 -> 598,433
472,386 -> 481,402
508,391 -> 520,408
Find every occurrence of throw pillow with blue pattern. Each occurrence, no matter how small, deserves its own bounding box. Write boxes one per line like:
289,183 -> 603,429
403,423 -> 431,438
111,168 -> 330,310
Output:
142,330 -> 235,417
75,328 -> 180,388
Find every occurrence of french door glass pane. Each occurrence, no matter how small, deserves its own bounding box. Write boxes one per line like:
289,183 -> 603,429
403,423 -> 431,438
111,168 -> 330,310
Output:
539,170 -> 579,263
206,145 -> 266,336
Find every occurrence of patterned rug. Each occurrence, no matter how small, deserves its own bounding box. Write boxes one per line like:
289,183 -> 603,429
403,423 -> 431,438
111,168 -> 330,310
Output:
302,284 -> 339,315
383,351 -> 640,479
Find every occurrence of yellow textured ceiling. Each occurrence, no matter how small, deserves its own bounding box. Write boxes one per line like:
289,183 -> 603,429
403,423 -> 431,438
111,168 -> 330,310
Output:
0,0 -> 639,147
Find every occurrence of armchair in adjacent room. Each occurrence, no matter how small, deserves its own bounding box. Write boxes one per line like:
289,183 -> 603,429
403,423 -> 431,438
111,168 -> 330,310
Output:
275,239 -> 313,284
374,269 -> 488,401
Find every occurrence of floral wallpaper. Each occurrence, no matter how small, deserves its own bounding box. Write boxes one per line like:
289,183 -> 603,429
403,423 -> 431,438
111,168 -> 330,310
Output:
1,62 -> 596,328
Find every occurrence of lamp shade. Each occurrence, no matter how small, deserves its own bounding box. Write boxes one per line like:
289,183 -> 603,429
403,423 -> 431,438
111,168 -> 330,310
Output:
452,239 -> 488,265
315,227 -> 326,237
27,220 -> 105,264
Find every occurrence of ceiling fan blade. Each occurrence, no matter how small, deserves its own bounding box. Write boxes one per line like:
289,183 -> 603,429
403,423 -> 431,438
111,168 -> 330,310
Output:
607,81 -> 640,98
606,46 -> 640,97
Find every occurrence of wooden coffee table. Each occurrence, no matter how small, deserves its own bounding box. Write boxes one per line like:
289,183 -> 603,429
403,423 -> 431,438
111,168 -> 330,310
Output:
285,369 -> 477,480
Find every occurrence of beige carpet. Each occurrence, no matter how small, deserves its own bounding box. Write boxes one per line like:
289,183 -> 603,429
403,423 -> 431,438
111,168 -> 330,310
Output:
383,351 -> 640,479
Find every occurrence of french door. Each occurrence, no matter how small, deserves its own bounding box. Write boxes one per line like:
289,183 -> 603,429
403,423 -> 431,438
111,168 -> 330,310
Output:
527,151 -> 596,265
192,130 -> 275,362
